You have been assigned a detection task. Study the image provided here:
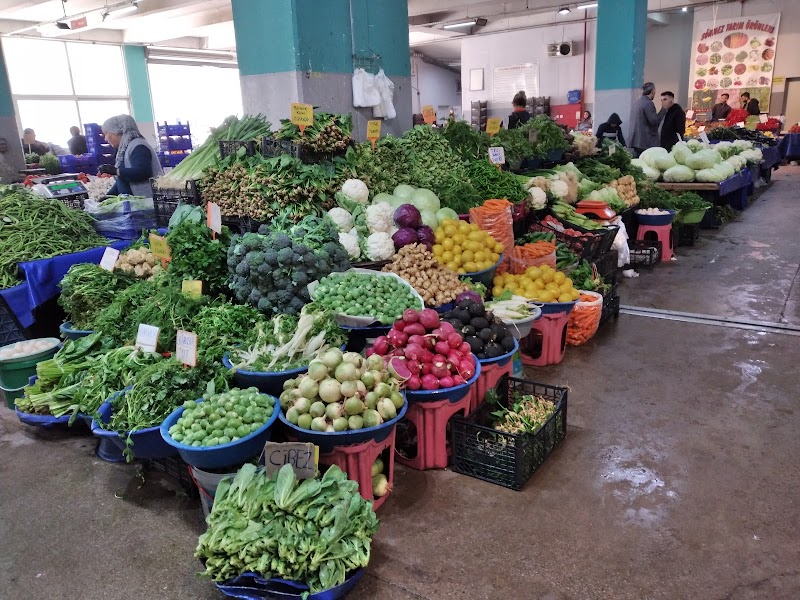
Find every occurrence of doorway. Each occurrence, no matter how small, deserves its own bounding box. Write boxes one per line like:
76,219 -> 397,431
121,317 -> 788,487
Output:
784,78 -> 800,128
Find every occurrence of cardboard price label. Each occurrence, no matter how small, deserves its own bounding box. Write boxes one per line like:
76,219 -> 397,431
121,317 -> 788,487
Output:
135,323 -> 160,353
528,129 -> 538,143
486,118 -> 501,135
263,442 -> 318,479
609,144 -> 616,156
736,121 -> 745,128
290,103 -> 314,133
759,114 -> 768,123
99,247 -> 120,272
700,131 -> 710,144
686,110 -> 695,120
149,233 -> 170,262
206,202 -> 222,235
421,105 -> 436,124
182,279 -> 203,299
175,329 -> 197,367
488,146 -> 506,165
366,120 -> 382,140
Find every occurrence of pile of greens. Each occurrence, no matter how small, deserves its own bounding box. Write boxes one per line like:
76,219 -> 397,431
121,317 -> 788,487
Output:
574,157 -> 622,184
520,116 -> 569,158
466,160 -> 527,204
166,217 -> 231,295
440,121 -> 490,162
493,127 -> 535,167
58,264 -> 136,330
193,303 -> 266,362
343,137 -> 412,197
0,186 -> 108,289
274,112 -> 353,153
196,463 -> 379,592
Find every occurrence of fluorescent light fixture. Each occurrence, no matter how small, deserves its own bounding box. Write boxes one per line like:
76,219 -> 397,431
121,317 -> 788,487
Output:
558,6 -> 571,15
577,2 -> 598,9
109,3 -> 139,16
681,6 -> 688,11
443,20 -> 477,29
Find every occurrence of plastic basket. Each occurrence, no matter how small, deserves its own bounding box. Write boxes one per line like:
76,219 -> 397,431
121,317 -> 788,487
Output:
0,296 -> 26,346
592,250 -> 619,280
222,354 -> 308,398
158,122 -> 191,137
461,255 -> 504,288
530,217 -> 617,262
151,178 -> 201,227
261,135 -> 351,164
216,569 -> 365,600
405,360 -> 481,404
450,375 -> 568,490
219,140 -> 257,160
566,290 -> 603,346
599,292 -> 620,327
160,396 -> 281,469
59,322 -> 93,340
628,240 -> 661,269
91,400 -> 178,460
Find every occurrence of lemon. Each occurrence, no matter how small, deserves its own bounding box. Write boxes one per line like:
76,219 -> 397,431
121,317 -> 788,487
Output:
452,233 -> 466,245
558,293 -> 573,302
444,224 -> 458,237
432,244 -> 444,257
539,290 -> 555,302
442,238 -> 454,251
442,250 -> 454,262
461,249 -> 474,263
492,285 -> 504,297
570,289 -> 580,300
545,282 -> 561,293
446,261 -> 459,272
541,271 -> 554,283
554,272 -> 566,284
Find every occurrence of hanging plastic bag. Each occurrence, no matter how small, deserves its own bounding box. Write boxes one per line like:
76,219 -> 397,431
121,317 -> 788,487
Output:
373,69 -> 396,119
566,290 -> 603,346
469,199 -> 514,274
84,196 -> 155,240
610,216 -> 631,267
352,68 -> 380,108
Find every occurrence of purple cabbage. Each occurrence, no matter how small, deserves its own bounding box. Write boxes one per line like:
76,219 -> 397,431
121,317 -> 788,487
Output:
456,290 -> 484,305
416,225 -> 435,250
392,227 -> 419,250
393,204 -> 421,229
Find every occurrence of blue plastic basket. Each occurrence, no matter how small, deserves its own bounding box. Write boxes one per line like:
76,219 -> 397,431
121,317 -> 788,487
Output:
477,337 -> 518,368
434,302 -> 455,314
536,300 -> 577,316
160,396 -> 280,469
15,407 -> 71,427
461,255 -> 504,289
91,399 -> 178,460
216,569 -> 364,600
222,354 -> 309,398
635,209 -> 676,226
279,397 -> 408,452
59,322 -> 93,340
405,358 -> 481,404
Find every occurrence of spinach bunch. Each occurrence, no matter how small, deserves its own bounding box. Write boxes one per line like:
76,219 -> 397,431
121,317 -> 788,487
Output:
166,219 -> 231,295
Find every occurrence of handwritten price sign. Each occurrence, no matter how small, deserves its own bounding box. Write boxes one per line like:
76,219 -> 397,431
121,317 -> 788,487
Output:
290,103 -> 314,134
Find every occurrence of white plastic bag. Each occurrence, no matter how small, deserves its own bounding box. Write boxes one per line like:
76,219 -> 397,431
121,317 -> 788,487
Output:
372,69 -> 396,119
352,68 -> 380,108
610,216 -> 630,267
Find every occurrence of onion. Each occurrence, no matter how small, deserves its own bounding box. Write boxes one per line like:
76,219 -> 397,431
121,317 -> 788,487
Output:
318,379 -> 342,403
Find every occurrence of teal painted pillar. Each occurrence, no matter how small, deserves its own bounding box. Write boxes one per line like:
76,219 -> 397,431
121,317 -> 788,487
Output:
231,0 -> 411,139
123,45 -> 156,144
594,0 -> 648,145
0,44 -> 25,176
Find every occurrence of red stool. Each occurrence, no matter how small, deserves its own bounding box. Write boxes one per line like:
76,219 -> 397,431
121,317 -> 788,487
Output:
636,223 -> 673,262
467,358 -> 514,413
520,311 -> 570,367
396,395 -> 470,470
318,430 -> 396,511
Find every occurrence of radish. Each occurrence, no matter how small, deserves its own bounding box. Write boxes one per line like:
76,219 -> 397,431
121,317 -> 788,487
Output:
452,375 -> 466,385
403,343 -> 424,361
366,347 -> 375,358
387,328 -> 408,347
407,374 -> 422,390
403,309 -> 419,323
458,341 -> 471,355
393,318 -> 406,331
421,374 -> 440,390
406,359 -> 420,375
373,336 -> 389,356
431,359 -> 449,379
418,308 -> 440,330
459,359 -> 475,380
403,322 -> 426,336
421,362 -> 433,375
439,375 -> 454,388
434,340 -> 450,356
407,334 -> 428,348
388,356 -> 411,382
438,321 -> 456,336
420,349 -> 434,363
446,350 -> 462,369
447,332 -> 463,349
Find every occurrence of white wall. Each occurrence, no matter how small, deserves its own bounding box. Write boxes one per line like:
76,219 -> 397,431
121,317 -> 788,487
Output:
411,56 -> 461,117
644,12 -> 695,109
460,21 -> 595,120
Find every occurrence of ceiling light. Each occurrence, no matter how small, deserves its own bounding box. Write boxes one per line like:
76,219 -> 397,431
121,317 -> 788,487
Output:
577,2 -> 598,9
558,6 -> 571,14
682,6 -> 688,11
55,21 -> 70,30
443,20 -> 477,30
109,3 -> 139,16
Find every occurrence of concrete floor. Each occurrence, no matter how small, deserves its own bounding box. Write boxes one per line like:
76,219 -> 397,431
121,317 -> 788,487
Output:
2,168 -> 799,600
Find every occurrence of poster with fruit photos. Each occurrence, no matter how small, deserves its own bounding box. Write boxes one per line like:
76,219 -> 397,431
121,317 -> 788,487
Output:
690,13 -> 780,114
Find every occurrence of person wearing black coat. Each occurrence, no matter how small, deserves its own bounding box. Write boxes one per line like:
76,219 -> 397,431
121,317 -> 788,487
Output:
507,90 -> 532,129
740,92 -> 760,116
659,91 -> 685,151
595,113 -> 626,147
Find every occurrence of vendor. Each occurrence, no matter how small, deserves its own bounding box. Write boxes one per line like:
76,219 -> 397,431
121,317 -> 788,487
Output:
20,128 -> 50,156
576,111 -> 593,132
595,113 -> 626,147
99,115 -> 162,197
740,92 -> 760,116
710,93 -> 732,121
68,126 -> 88,155
507,91 -> 531,129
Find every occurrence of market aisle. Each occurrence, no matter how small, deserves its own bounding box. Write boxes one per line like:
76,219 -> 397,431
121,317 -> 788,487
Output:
622,165 -> 800,326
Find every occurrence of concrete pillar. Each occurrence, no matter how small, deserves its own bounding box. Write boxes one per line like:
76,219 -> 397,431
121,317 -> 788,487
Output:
122,45 -> 157,145
0,44 -> 25,176
594,0 -> 648,144
231,0 -> 412,140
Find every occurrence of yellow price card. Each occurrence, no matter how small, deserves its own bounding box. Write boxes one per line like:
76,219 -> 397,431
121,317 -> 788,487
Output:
290,103 -> 314,133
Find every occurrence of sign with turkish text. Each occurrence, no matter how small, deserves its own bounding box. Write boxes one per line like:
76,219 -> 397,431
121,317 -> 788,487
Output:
99,247 -> 119,272
135,324 -> 160,353
263,442 -> 318,479
486,118 -> 501,135
488,147 -> 506,165
290,103 -> 314,133
175,329 -> 197,367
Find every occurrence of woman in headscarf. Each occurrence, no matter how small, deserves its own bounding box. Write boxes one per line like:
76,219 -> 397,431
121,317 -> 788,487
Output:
576,110 -> 593,132
99,115 -> 162,196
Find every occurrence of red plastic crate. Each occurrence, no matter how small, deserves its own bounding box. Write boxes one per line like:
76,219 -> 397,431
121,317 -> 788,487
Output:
396,395 -> 470,470
318,430 -> 396,511
520,311 -> 570,367
467,358 -> 514,413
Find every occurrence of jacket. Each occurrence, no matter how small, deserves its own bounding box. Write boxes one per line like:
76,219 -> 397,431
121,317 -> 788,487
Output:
596,114 -> 626,147
660,104 -> 686,151
107,138 -> 162,197
745,98 -> 760,116
507,109 -> 531,130
68,134 -> 88,155
629,95 -> 665,150
710,102 -> 731,121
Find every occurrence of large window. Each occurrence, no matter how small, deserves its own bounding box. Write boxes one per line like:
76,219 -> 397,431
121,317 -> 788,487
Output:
2,38 -> 130,148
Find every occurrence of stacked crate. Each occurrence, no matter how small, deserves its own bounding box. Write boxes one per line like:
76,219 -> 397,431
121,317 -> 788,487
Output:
158,122 -> 192,168
83,123 -> 115,166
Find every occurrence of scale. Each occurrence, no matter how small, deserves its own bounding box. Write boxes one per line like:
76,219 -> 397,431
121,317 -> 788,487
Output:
31,174 -> 89,203
575,200 -> 617,221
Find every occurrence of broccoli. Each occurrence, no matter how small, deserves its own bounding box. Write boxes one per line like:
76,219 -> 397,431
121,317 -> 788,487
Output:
292,271 -> 309,287
293,252 -> 305,266
257,297 -> 270,312
263,248 -> 278,266
241,233 -> 262,251
257,224 -> 270,235
235,261 -> 250,277
266,291 -> 279,305
275,289 -> 293,308
277,247 -> 294,266
273,234 -> 292,250
257,263 -> 271,276
289,296 -> 306,314
247,251 -> 265,267
303,253 -> 317,267
294,244 -> 309,256
247,288 -> 262,306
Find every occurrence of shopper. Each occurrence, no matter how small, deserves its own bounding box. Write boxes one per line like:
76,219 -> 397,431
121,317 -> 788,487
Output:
576,111 -> 593,132
99,115 -> 162,197
740,92 -> 760,116
67,126 -> 88,155
710,93 -> 732,121
595,113 -> 626,147
20,128 -> 49,156
659,91 -> 686,151
629,82 -> 665,157
507,91 -> 532,129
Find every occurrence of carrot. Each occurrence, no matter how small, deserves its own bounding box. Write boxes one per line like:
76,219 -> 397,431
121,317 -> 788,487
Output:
566,292 -> 602,346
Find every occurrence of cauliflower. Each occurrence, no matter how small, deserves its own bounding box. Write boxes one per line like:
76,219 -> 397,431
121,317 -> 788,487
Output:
548,179 -> 569,199
341,178 -> 369,204
327,207 -> 353,232
526,186 -> 547,210
365,232 -> 395,261
338,232 -> 361,259
365,201 -> 394,234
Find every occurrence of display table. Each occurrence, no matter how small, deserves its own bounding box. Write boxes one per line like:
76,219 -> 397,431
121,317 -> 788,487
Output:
778,133 -> 800,160
657,171 -> 748,215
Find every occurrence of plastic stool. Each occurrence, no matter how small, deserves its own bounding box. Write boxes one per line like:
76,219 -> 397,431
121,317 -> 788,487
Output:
520,311 -> 570,367
636,223 -> 673,262
396,395 -> 470,470
468,359 -> 513,413
318,429 -> 396,511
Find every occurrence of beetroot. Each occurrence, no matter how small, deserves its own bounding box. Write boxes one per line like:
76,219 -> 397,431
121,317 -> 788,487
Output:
402,309 -> 419,323
421,374 -> 440,390
387,328 -> 408,347
439,376 -> 454,389
418,308 -> 440,330
434,340 -> 450,356
403,322 -> 426,336
407,374 -> 422,390
373,336 -> 389,356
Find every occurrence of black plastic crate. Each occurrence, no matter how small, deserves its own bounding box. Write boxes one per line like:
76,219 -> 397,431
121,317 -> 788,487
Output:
592,249 -> 619,280
219,140 -> 257,160
628,240 -> 661,269
261,135 -> 350,164
151,179 -> 201,228
529,219 -> 617,263
451,375 -> 568,490
0,296 -> 26,346
675,223 -> 699,247
599,293 -> 620,327
56,195 -> 87,210
142,455 -> 199,499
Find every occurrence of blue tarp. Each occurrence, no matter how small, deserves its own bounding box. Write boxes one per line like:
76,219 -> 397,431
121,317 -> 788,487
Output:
778,133 -> 800,160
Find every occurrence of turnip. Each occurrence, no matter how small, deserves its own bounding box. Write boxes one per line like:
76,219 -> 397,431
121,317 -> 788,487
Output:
373,473 -> 390,497
389,390 -> 405,410
356,380 -> 367,396
310,417 -> 328,431
309,401 -> 326,418
342,352 -> 363,368
297,413 -> 313,429
372,457 -> 384,476
325,402 -> 344,420
365,353 -> 384,371
374,382 -> 391,398
298,377 -> 319,399
334,362 -> 358,383
421,374 -> 440,390
344,396 -> 364,416
365,391 -> 379,410
377,398 -> 397,421
283,378 -> 297,390
348,415 -> 364,430
363,409 -> 382,428
286,407 -> 300,424
293,397 -> 311,414
333,417 -> 349,432
321,348 -> 343,368
307,360 -> 329,381
318,379 -> 341,403
339,380 -> 358,398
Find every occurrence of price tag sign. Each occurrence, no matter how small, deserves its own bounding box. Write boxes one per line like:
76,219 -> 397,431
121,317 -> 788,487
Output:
149,233 -> 170,263
182,279 -> 203,299
609,144 -> 616,156
366,120 -> 382,140
759,114 -> 768,123
135,323 -> 160,353
528,129 -> 538,143
686,110 -> 695,119
206,201 -> 222,236
698,126 -> 706,132
290,102 -> 314,134
263,442 -> 318,479
99,247 -> 120,272
175,329 -> 197,367
736,121 -> 745,128
421,105 -> 436,124
488,146 -> 506,165
486,118 -> 501,136
700,131 -> 710,144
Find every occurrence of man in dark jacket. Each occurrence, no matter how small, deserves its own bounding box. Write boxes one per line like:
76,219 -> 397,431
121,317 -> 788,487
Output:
710,93 -> 731,121
67,126 -> 88,155
629,82 -> 666,157
740,92 -> 760,116
659,91 -> 685,151
595,113 -> 626,147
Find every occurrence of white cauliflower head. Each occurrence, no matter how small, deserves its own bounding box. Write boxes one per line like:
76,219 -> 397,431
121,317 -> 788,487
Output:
548,179 -> 569,199
338,232 -> 361,259
527,186 -> 547,209
327,207 -> 353,232
365,232 -> 395,261
365,201 -> 394,234
341,179 -> 369,204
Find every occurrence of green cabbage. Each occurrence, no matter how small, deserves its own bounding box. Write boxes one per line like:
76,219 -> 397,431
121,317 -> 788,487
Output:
671,142 -> 693,166
639,147 -> 670,169
410,188 -> 441,213
684,149 -> 722,170
631,158 -> 660,181
695,167 -> 725,182
662,165 -> 696,183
